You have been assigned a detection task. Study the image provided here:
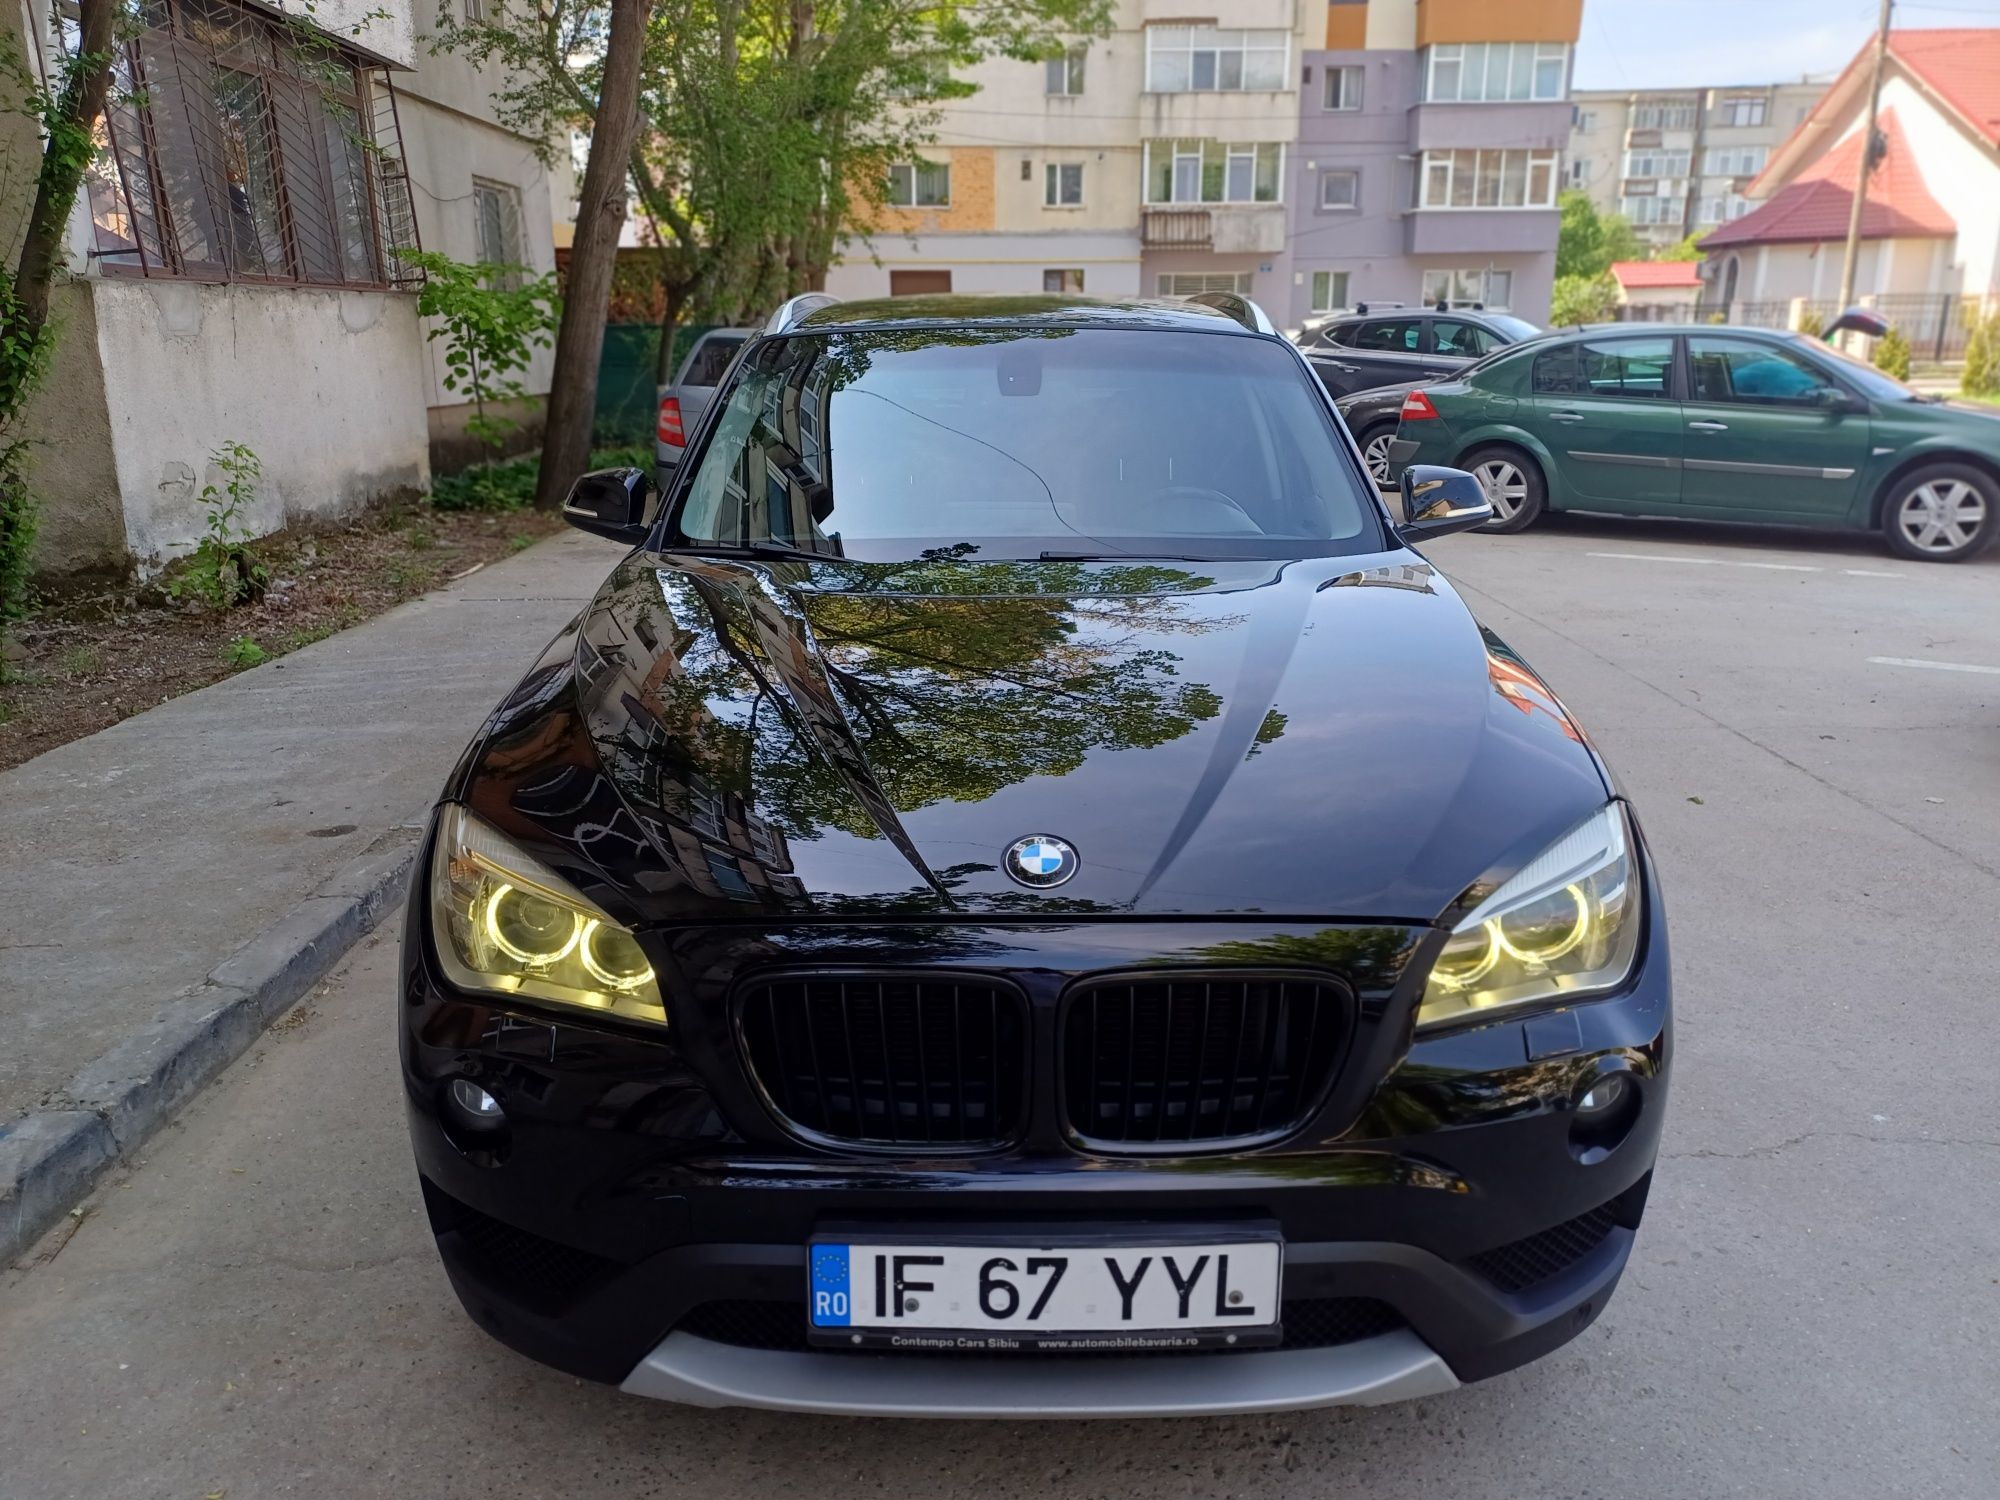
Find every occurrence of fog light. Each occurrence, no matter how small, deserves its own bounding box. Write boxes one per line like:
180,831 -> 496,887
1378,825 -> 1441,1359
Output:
447,1077 -> 506,1132
1577,1075 -> 1631,1118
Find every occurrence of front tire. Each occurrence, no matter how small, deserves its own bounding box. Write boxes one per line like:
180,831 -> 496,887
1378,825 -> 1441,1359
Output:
1462,446 -> 1546,533
1881,463 -> 1999,562
1356,421 -> 1398,490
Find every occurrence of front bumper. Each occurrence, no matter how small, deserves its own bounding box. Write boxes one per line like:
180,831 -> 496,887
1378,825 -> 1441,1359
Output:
400,858 -> 1671,1416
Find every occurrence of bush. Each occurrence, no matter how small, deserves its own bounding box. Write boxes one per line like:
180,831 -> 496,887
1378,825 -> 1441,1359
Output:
1962,313 -> 2000,398
1873,325 -> 1912,382
427,445 -> 657,514
168,442 -> 267,610
1794,307 -> 1825,339
1550,272 -> 1618,327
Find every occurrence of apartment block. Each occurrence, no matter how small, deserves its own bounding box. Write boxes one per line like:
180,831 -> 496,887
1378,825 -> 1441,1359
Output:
1568,78 -> 1829,250
1286,0 -> 1578,326
828,1 -> 1312,307
829,1 -> 1580,327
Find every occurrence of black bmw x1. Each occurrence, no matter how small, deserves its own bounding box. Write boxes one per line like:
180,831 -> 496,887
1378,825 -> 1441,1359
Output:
400,293 -> 1671,1417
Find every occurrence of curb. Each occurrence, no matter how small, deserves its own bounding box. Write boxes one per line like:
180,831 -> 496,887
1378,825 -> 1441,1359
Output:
1,827 -> 421,1265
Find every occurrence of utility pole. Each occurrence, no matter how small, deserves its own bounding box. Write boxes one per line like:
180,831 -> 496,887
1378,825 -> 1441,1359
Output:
1836,0 -> 1894,310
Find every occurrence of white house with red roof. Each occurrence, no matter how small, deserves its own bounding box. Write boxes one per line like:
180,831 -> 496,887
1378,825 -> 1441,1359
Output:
1608,260 -> 1705,319
1698,29 -> 2000,325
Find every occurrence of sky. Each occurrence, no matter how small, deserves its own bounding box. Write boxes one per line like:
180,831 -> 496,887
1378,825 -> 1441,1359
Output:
1572,0 -> 2000,90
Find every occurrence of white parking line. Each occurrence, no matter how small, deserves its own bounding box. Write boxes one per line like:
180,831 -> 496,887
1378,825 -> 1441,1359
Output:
1843,569 -> 1902,578
1587,551 -> 1819,572
1867,656 -> 2000,676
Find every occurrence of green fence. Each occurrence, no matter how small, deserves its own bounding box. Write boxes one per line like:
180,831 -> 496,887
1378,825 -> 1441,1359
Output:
593,324 -> 718,445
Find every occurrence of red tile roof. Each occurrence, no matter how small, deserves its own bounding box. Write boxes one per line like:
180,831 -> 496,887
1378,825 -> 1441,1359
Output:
1889,28 -> 2000,147
1700,109 -> 1954,249
1610,260 -> 1704,289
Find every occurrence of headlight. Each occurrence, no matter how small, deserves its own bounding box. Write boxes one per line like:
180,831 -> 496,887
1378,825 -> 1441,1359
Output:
429,805 -> 666,1026
1417,802 -> 1640,1030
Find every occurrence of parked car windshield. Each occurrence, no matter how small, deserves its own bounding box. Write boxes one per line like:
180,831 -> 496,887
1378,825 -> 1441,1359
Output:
1485,315 -> 1542,341
1795,334 -> 1921,403
672,327 -> 1382,562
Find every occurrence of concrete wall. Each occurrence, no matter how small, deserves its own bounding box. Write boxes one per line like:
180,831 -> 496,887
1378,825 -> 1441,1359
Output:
90,281 -> 429,567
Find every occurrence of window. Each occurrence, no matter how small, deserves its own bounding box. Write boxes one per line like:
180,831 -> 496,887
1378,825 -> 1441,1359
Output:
1568,159 -> 1591,187
1623,149 -> 1691,179
1319,170 -> 1359,209
1043,268 -> 1085,293
1573,107 -> 1596,132
1718,95 -> 1767,128
1433,320 -> 1499,357
1350,318 -> 1422,352
463,0 -> 483,17
88,0 -> 414,288
472,179 -> 523,286
1704,146 -> 1767,177
1143,140 -> 1283,205
1046,46 -> 1086,96
1158,272 -> 1254,297
1045,162 -> 1084,206
1620,194 -> 1685,226
1418,150 -> 1559,209
683,333 -> 747,387
886,161 -> 950,207
1309,270 -> 1350,312
1688,337 -> 1837,405
1421,268 -> 1514,308
1698,192 -> 1750,225
1146,26 -> 1290,92
1423,42 -> 1568,103
1531,337 -> 1676,399
1632,99 -> 1698,130
675,328 -> 1381,562
1324,64 -> 1363,110
889,269 -> 952,295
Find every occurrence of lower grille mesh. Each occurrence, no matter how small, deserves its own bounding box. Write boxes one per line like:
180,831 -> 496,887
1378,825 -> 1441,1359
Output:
675,1297 -> 1403,1356
1464,1202 -> 1623,1292
424,1182 -> 620,1313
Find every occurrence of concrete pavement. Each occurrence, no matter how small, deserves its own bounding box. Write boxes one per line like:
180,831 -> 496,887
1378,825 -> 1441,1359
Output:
0,528 -> 623,1252
0,513 -> 1994,1498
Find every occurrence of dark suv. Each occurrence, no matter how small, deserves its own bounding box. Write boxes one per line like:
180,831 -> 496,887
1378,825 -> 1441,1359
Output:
401,292 -> 1670,1417
1305,304 -> 1541,399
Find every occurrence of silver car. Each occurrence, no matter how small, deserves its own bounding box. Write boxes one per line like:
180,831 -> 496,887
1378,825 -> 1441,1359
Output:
655,328 -> 753,487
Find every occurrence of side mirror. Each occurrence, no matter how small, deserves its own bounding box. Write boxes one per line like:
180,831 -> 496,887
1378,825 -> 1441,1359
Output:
563,467 -> 654,544
1823,307 -> 1890,341
1807,384 -> 1868,415
1397,464 -> 1494,543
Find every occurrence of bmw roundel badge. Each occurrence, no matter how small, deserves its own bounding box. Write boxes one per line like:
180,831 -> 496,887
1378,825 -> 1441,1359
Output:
1005,834 -> 1079,889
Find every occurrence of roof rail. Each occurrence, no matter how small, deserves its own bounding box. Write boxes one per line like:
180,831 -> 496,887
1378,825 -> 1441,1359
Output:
1353,301 -> 1409,315
764,293 -> 841,335
1185,291 -> 1277,335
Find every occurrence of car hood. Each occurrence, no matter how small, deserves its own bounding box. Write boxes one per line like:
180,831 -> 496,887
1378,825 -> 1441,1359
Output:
464,550 -> 1610,924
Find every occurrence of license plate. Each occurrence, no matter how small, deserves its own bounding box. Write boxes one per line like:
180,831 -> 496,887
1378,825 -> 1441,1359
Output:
807,1236 -> 1282,1352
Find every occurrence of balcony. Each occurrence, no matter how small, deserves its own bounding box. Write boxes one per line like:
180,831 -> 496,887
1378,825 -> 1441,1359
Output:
1405,206 -> 1560,255
1143,210 -> 1211,248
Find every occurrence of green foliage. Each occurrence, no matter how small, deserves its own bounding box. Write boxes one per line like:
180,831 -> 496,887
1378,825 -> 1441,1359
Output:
1550,272 -> 1619,327
399,249 -> 559,452
1794,306 -> 1825,339
221,635 -> 269,669
1556,190 -> 1642,281
169,443 -> 268,610
1656,233 -> 1705,263
1962,313 -> 2000,397
1874,325 -> 1912,382
430,444 -> 651,514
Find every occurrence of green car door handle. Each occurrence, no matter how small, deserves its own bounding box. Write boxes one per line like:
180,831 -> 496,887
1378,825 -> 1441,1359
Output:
1548,410 -> 1584,424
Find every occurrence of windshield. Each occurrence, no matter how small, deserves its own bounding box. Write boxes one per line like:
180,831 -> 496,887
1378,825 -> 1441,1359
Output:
671,327 -> 1382,562
1486,315 -> 1542,342
1795,333 -> 1919,402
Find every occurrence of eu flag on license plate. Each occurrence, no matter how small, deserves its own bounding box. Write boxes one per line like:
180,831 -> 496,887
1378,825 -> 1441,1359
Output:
810,1244 -> 851,1326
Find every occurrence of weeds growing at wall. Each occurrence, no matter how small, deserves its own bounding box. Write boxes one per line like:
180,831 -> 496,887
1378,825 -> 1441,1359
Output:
169,443 -> 269,610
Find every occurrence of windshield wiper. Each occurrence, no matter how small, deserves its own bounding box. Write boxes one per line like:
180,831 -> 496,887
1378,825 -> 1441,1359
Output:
662,540 -> 841,563
1038,549 -> 1225,563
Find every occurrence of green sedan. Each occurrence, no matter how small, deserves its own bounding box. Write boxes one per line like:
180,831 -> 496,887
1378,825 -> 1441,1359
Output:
1385,324 -> 2000,562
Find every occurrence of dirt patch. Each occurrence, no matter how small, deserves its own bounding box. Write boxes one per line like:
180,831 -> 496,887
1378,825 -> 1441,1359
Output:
0,500 -> 562,773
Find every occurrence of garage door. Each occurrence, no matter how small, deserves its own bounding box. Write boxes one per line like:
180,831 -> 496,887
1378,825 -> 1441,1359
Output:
889,270 -> 953,296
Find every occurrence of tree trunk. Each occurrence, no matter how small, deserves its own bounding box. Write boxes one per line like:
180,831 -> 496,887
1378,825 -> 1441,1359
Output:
655,278 -> 685,385
534,0 -> 654,509
1,0 -> 116,416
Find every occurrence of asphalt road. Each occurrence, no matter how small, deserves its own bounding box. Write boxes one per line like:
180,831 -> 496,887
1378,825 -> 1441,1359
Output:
2,514 -> 1996,1500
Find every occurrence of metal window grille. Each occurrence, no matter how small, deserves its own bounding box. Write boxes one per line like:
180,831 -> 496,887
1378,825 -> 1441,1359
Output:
92,0 -> 421,290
